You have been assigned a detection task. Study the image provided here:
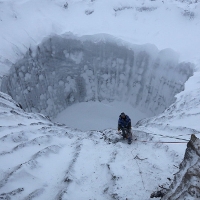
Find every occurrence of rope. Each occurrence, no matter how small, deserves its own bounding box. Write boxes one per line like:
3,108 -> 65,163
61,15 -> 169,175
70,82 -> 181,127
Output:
131,153 -> 152,192
116,131 -> 188,144
131,150 -> 146,190
134,158 -> 145,190
134,127 -> 189,142
135,140 -> 188,144
148,133 -> 189,142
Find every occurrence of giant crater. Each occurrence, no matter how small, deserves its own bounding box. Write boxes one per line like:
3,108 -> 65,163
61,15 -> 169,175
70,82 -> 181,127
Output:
1,34 -> 194,128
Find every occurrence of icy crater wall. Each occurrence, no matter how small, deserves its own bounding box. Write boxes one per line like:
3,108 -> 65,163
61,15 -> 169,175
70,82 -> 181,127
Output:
1,35 -> 193,118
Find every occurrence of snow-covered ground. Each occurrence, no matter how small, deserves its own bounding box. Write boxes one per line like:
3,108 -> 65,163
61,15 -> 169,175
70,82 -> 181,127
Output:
0,92 -> 185,200
53,101 -> 148,131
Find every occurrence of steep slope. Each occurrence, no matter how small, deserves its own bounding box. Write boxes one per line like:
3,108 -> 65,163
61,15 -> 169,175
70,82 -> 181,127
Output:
135,71 -> 200,143
1,34 -> 194,119
136,71 -> 200,199
0,92 -> 184,200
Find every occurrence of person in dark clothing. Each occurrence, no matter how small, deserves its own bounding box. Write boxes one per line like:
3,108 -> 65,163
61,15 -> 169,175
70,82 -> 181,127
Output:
118,112 -> 132,144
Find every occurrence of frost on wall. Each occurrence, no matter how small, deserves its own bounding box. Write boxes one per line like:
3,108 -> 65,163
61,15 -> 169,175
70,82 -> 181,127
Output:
1,34 -> 193,118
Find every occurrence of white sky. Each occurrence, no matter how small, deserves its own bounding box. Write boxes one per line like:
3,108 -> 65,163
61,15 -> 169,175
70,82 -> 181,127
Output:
0,0 -> 200,67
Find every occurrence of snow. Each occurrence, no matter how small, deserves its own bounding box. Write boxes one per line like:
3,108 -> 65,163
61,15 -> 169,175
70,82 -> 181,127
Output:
0,0 -> 200,199
1,34 -> 193,119
0,0 -> 200,68
53,101 -> 148,131
0,92 -> 183,199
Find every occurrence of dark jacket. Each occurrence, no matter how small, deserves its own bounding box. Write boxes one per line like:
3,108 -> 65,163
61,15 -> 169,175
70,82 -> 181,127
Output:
118,115 -> 131,130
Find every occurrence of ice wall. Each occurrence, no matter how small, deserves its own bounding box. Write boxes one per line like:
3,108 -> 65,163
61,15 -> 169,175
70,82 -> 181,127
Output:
1,34 -> 193,118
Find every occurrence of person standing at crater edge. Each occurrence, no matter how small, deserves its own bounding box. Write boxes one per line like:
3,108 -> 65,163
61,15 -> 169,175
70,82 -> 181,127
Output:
118,112 -> 132,144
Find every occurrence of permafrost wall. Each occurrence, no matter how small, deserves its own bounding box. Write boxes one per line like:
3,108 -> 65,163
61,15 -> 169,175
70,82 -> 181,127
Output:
1,34 -> 193,118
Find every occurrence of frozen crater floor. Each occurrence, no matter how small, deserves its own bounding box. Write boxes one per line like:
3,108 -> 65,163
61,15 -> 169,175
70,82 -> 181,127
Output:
53,101 -> 147,131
